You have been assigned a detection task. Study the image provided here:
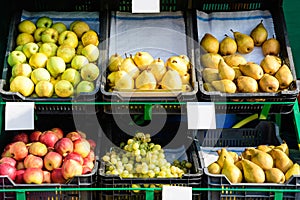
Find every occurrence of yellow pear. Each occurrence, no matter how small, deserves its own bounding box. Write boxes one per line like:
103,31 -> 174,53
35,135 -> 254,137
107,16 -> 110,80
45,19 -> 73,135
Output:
233,67 -> 243,79
107,71 -> 117,86
259,74 -> 279,92
166,56 -> 188,76
200,53 -> 223,69
216,148 -> 234,168
221,156 -> 243,183
147,58 -> 166,82
119,54 -> 140,79
211,79 -> 237,93
200,33 -> 219,53
178,54 -> 191,69
160,69 -> 182,90
241,147 -> 256,160
269,148 -> 293,173
207,162 -> 222,174
223,54 -> 247,68
248,148 -> 273,170
218,59 -> 235,81
203,82 -> 215,92
241,158 -> 265,183
108,53 -> 124,72
133,51 -> 154,71
239,62 -> 264,80
202,68 -> 219,83
262,38 -> 281,56
257,145 -> 273,153
231,29 -> 254,54
135,69 -> 157,90
265,168 -> 285,183
114,70 -> 135,90
274,141 -> 289,156
236,76 -> 258,93
260,55 -> 282,75
250,20 -> 268,46
285,163 -> 300,182
219,34 -> 237,56
181,73 -> 190,84
275,64 -> 293,89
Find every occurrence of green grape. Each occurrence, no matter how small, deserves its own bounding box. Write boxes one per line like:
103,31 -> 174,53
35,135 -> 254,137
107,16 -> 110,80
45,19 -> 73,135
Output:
131,184 -> 141,193
125,163 -> 133,171
127,139 -> 134,145
140,149 -> 146,156
148,170 -> 155,178
108,165 -> 115,171
102,155 -> 110,162
132,142 -> 139,150
121,170 -> 129,178
121,157 -> 129,164
111,169 -> 119,175
120,142 -> 125,149
153,144 -> 161,151
110,157 -> 117,165
185,162 -> 192,169
158,171 -> 166,177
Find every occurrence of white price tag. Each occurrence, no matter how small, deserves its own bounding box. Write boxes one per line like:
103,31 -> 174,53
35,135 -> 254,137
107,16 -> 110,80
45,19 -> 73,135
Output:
5,102 -> 34,130
132,0 -> 160,13
187,102 -> 216,129
162,185 -> 192,200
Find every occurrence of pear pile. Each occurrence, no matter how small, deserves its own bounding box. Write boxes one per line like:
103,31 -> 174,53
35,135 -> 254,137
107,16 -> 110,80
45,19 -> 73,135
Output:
6,16 -> 100,98
207,142 -> 300,184
106,52 -> 192,92
200,20 -> 293,94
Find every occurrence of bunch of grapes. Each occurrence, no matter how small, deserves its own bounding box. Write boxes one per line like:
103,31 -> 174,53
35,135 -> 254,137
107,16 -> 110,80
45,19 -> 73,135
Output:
102,132 -> 185,178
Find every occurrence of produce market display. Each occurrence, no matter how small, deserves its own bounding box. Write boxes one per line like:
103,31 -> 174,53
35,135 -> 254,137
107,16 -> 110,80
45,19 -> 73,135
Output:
200,20 -> 294,94
0,128 -> 96,184
6,16 -> 100,98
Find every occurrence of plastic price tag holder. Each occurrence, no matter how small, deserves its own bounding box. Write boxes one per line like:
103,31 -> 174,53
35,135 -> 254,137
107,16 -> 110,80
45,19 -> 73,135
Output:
132,0 -> 160,13
5,102 -> 34,130
187,102 -> 216,129
162,185 -> 192,200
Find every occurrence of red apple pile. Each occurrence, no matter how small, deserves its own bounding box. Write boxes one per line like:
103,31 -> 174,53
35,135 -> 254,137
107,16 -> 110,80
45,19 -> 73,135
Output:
0,128 -> 96,184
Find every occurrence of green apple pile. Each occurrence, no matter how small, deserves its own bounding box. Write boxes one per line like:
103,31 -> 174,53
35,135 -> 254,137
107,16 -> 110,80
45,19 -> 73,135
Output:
106,52 -> 193,92
6,16 -> 100,98
0,128 -> 96,184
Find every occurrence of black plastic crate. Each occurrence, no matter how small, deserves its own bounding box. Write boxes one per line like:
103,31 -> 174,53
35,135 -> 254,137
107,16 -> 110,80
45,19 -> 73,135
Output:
192,0 -> 299,114
197,120 -> 300,199
99,7 -> 199,114
98,141 -> 202,200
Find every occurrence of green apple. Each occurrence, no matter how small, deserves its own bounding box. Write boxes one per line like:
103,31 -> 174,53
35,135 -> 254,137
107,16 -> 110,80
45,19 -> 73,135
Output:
18,20 -> 36,34
36,16 -> 53,28
71,55 -> 89,70
31,68 -> 51,84
29,52 -> 48,69
51,22 -> 67,34
61,68 -> 81,87
76,80 -> 94,94
10,76 -> 34,97
81,44 -> 99,62
80,63 -> 100,81
39,42 -> 58,57
16,32 -> 34,46
57,44 -> 76,63
54,80 -> 74,98
22,42 -> 39,58
46,56 -> 66,78
35,80 -> 54,97
71,21 -> 90,39
12,63 -> 32,78
7,50 -> 26,67
41,28 -> 59,43
15,45 -> 24,51
34,27 -> 46,42
58,30 -> 78,48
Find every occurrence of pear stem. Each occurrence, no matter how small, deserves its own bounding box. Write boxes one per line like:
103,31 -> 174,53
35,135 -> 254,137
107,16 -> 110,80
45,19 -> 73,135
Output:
125,53 -> 128,58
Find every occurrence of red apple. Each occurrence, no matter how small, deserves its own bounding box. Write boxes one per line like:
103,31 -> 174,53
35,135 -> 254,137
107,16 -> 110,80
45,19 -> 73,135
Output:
23,168 -> 44,184
16,161 -> 25,170
44,151 -> 62,171
15,169 -> 25,183
54,137 -> 73,157
64,152 -> 83,165
1,141 -> 28,161
29,131 -> 42,142
82,166 -> 92,174
24,154 -> 43,169
86,150 -> 95,162
0,157 -> 17,167
12,133 -> 29,144
0,163 -> 16,181
43,170 -> 51,183
65,131 -> 81,141
87,139 -> 96,150
61,159 -> 83,180
28,142 -> 48,157
83,158 -> 94,170
73,138 -> 90,158
51,128 -> 64,139
39,131 -> 59,148
51,168 -> 66,184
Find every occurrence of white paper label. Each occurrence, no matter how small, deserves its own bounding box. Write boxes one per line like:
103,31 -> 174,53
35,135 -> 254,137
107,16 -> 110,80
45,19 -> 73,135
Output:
162,185 -> 192,200
132,0 -> 160,13
187,102 -> 216,129
5,102 -> 34,130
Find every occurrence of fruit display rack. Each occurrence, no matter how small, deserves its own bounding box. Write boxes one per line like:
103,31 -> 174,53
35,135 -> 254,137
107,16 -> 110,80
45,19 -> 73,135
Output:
0,0 -> 299,199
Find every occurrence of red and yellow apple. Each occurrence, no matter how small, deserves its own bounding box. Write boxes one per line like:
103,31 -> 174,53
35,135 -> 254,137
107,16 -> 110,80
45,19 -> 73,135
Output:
44,151 -> 63,171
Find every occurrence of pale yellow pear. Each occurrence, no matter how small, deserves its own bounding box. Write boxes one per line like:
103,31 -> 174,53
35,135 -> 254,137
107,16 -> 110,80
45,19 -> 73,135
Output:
239,62 -> 264,80
160,69 -> 182,90
237,76 -> 258,93
211,79 -> 236,93
221,156 -> 243,183
269,148 -> 293,173
285,163 -> 300,182
223,54 -> 247,67
216,148 -> 234,168
108,53 -> 124,72
133,51 -> 154,71
200,53 -> 223,69
147,58 -> 166,82
241,158 -> 265,183
166,56 -> 188,76
202,68 -> 219,83
260,55 -> 282,75
119,55 -> 140,79
248,148 -> 273,170
218,59 -> 235,81
135,70 -> 157,90
207,162 -> 221,174
114,70 -> 134,90
265,168 -> 285,183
